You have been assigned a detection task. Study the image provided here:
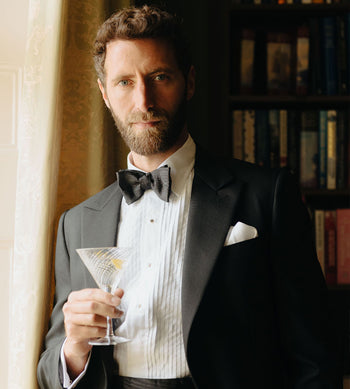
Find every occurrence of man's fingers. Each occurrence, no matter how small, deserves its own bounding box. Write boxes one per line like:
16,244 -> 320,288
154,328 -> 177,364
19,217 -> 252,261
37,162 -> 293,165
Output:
64,300 -> 119,318
67,288 -> 123,307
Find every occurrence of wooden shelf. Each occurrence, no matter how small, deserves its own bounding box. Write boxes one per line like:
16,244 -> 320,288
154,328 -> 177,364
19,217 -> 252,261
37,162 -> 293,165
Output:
230,3 -> 350,14
229,95 -> 350,108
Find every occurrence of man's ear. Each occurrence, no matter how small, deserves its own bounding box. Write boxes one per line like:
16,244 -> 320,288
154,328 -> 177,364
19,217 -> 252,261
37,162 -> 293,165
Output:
186,65 -> 195,101
97,78 -> 111,109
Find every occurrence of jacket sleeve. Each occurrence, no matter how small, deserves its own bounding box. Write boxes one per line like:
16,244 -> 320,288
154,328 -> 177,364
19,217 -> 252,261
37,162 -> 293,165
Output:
270,169 -> 342,388
37,211 -> 110,389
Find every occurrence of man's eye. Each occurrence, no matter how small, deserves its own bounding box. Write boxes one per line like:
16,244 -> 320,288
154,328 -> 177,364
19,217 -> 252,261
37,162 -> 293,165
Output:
118,80 -> 129,86
154,74 -> 167,81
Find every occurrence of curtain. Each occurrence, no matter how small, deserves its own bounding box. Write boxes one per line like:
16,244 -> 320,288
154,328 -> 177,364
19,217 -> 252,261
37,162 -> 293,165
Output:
10,1 -> 129,388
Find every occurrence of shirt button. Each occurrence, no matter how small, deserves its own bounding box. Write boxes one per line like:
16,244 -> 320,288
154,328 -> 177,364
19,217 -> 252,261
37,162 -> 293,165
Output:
148,263 -> 152,268
150,219 -> 155,223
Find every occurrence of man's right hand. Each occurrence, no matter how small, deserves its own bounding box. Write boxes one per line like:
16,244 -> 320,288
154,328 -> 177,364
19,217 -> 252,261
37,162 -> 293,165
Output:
62,288 -> 124,379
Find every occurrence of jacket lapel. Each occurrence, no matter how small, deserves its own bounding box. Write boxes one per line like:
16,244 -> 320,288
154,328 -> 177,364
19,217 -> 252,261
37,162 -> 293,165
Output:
182,152 -> 243,349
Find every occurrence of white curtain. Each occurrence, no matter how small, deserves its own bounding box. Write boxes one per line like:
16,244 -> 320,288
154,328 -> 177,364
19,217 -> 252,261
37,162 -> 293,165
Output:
9,1 -> 129,388
10,1 -> 65,388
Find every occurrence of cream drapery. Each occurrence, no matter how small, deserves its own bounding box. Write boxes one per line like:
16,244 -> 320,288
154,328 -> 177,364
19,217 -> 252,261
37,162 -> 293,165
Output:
11,1 -> 129,388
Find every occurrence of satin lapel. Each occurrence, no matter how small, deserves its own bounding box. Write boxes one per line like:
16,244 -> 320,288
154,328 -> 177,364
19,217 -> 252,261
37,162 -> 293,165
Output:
182,155 -> 243,348
80,183 -> 123,288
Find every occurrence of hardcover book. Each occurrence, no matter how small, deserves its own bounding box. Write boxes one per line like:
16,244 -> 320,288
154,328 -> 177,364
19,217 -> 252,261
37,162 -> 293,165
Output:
296,25 -> 310,95
300,111 -> 318,188
266,32 -> 292,94
327,110 -> 337,190
325,210 -> 337,285
336,209 -> 350,284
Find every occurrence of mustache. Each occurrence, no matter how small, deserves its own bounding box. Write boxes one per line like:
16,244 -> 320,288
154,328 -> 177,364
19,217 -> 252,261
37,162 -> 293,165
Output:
128,110 -> 168,123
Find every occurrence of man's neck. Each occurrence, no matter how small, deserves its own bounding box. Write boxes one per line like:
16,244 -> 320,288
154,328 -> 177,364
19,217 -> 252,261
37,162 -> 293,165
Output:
130,129 -> 189,172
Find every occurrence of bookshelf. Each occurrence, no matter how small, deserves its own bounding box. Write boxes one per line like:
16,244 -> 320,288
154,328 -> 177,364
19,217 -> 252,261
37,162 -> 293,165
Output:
214,0 -> 350,379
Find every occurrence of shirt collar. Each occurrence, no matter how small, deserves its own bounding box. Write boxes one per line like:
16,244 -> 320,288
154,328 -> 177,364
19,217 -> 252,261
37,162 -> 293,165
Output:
126,135 -> 196,197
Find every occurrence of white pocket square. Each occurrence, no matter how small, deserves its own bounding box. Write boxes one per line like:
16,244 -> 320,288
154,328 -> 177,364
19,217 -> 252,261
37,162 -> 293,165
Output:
224,222 -> 258,246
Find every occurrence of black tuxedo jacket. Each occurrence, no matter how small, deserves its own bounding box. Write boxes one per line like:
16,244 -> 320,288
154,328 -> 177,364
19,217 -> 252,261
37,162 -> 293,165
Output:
37,151 -> 340,389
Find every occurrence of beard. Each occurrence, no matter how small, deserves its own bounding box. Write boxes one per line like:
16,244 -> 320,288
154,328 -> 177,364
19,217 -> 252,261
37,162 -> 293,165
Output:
109,94 -> 187,156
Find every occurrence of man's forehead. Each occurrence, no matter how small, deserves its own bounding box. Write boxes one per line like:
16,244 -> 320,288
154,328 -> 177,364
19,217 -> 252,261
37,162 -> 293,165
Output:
104,38 -> 180,74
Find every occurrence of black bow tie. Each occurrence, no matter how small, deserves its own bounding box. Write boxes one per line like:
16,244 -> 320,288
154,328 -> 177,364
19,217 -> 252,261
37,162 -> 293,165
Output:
117,166 -> 172,205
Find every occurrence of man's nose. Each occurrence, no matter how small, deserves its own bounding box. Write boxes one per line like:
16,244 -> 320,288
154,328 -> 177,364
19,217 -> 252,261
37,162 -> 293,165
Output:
134,81 -> 154,112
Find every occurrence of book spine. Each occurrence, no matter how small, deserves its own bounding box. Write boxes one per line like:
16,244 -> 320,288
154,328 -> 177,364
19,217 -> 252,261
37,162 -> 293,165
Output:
327,110 -> 337,190
268,109 -> 280,168
296,24 -> 310,95
255,109 -> 270,167
243,110 -> 255,163
300,111 -> 319,188
240,29 -> 255,94
319,110 -> 328,189
232,110 -> 243,160
315,209 -> 325,275
266,32 -> 292,95
336,110 -> 347,189
309,18 -> 323,95
336,209 -> 350,284
287,110 -> 300,178
325,210 -> 337,285
321,17 -> 338,95
336,15 -> 348,95
279,110 -> 288,167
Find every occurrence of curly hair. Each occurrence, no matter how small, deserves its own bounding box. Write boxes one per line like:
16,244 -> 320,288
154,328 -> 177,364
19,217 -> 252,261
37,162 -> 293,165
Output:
93,5 -> 192,85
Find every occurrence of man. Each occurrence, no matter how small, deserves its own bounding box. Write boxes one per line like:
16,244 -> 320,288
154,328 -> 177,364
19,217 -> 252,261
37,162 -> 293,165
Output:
37,5 -> 340,389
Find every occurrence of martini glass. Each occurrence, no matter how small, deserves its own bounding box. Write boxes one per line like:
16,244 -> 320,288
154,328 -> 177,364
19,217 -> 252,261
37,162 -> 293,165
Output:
76,247 -> 131,346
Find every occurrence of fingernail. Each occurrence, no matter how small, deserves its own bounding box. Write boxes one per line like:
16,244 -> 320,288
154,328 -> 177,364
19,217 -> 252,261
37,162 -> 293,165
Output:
111,296 -> 120,305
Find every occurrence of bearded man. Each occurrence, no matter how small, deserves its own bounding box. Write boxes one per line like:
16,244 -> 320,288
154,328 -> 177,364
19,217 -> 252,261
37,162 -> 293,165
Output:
37,5 -> 340,389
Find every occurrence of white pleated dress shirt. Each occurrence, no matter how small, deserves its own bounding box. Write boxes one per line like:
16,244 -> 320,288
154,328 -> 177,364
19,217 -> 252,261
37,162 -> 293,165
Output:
115,135 -> 195,378
61,135 -> 195,387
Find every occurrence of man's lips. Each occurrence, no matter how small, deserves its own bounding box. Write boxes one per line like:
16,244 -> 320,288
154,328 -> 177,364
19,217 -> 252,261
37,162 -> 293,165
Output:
131,120 -> 161,128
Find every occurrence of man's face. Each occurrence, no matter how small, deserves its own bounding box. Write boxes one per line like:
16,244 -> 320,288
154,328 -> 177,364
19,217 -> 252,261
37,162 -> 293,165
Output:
98,38 -> 195,156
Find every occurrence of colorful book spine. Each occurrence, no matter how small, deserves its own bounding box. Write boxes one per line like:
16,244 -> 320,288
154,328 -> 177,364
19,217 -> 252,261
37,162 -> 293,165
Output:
318,110 -> 328,189
336,209 -> 350,284
327,110 -> 337,190
336,110 -> 347,190
324,210 -> 337,285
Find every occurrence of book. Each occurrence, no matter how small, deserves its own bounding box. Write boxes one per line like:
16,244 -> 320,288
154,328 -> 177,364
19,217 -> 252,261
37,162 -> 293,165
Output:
266,32 -> 292,94
287,110 -> 300,178
255,109 -> 270,167
268,110 -> 280,168
336,16 -> 348,95
337,209 -> 350,284
320,17 -> 337,95
318,110 -> 328,189
279,110 -> 288,167
300,111 -> 318,188
315,209 -> 325,275
243,110 -> 255,163
336,110 -> 347,189
327,110 -> 337,190
309,18 -> 323,95
324,210 -> 337,285
240,29 -> 255,94
296,24 -> 310,95
232,110 -> 243,160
